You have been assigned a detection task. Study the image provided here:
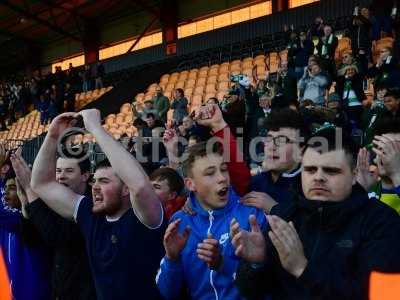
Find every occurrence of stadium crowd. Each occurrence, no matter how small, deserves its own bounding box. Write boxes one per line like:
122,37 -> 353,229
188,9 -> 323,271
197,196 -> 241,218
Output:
1,3 -> 400,300
0,62 -> 105,129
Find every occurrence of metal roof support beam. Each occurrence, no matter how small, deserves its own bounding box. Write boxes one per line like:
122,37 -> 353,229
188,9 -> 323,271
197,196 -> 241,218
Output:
0,0 -> 82,41
126,16 -> 159,53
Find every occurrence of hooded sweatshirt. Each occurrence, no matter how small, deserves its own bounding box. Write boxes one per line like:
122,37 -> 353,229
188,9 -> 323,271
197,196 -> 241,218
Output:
156,187 -> 267,300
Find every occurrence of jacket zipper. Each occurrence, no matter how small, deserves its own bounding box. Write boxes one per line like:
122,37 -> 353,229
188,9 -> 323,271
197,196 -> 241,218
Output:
207,211 -> 219,300
310,207 -> 323,260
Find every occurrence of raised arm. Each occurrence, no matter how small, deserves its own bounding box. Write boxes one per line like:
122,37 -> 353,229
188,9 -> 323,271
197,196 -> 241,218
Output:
195,104 -> 251,195
31,113 -> 82,219
79,109 -> 162,228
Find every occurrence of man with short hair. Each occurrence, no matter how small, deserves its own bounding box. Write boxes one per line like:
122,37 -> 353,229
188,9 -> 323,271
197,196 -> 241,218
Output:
152,86 -> 170,124
276,60 -> 298,103
155,107 -> 267,299
150,167 -> 185,220
31,110 -> 166,300
16,155 -> 97,300
316,24 -> 338,78
242,109 -> 309,213
298,62 -> 329,106
233,127 -> 400,300
1,168 -> 52,300
382,88 -> 400,118
357,117 -> 400,213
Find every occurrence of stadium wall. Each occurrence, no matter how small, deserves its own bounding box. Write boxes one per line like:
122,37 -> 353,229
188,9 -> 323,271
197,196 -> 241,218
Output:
101,0 -> 370,73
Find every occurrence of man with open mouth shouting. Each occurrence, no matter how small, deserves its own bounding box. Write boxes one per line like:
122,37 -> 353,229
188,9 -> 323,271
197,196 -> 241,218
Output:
156,104 -> 268,300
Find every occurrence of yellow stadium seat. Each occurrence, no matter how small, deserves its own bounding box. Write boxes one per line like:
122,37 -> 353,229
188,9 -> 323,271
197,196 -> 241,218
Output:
208,68 -> 219,76
219,64 -> 230,74
188,71 -> 198,80
198,69 -> 208,78
178,71 -> 189,81
184,88 -> 194,97
243,68 -> 253,77
193,86 -> 204,95
175,81 -> 186,89
196,77 -> 207,86
218,73 -> 229,82
205,83 -> 216,93
185,79 -> 196,89
164,91 -> 172,99
191,94 -> 203,106
217,91 -> 226,101
160,74 -> 170,84
218,81 -> 230,91
165,83 -> 175,92
204,93 -> 216,101
242,60 -> 253,69
207,75 -> 218,84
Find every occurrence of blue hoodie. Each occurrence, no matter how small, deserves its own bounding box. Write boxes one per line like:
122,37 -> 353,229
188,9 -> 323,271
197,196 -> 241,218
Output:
156,187 -> 267,300
0,187 -> 52,300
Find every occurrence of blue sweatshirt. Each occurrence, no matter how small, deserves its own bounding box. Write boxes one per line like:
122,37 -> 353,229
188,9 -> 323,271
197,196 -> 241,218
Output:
156,187 -> 267,300
0,190 -> 52,300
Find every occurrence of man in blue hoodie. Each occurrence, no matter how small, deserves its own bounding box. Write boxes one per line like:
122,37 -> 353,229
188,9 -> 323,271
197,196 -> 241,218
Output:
156,105 -> 267,300
0,173 -> 52,300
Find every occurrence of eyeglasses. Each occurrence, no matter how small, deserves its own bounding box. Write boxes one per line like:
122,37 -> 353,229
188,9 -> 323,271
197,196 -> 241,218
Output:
264,135 -> 297,147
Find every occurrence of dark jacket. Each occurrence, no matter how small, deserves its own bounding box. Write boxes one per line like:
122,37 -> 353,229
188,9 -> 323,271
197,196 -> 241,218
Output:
335,74 -> 366,108
295,40 -> 315,68
368,56 -> 400,88
316,34 -> 339,60
26,199 -> 97,300
236,184 -> 400,300
171,97 -> 188,124
276,71 -> 298,102
223,99 -> 245,136
350,15 -> 372,52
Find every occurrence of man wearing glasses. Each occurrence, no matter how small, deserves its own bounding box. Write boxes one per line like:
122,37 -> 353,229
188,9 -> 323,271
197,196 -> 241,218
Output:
241,109 -> 310,214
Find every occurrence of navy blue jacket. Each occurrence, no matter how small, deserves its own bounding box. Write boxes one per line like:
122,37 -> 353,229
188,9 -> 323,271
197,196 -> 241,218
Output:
250,167 -> 302,204
236,184 -> 400,300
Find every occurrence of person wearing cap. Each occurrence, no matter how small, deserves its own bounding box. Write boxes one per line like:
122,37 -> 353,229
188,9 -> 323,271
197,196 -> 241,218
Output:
151,86 -> 170,124
336,64 -> 366,129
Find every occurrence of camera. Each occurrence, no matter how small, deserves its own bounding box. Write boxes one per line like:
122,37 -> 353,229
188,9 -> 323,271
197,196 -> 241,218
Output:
230,74 -> 245,82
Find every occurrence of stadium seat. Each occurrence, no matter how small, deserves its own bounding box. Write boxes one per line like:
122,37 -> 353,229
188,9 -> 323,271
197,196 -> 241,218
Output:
208,67 -> 219,76
196,77 -> 207,86
185,79 -> 196,89
184,88 -> 194,98
216,91 -> 226,101
205,83 -> 217,93
218,81 -> 230,91
204,93 -> 216,101
218,73 -> 229,82
175,81 -> 186,89
219,63 -> 230,74
193,86 -> 205,95
160,74 -> 170,84
165,83 -> 175,92
188,71 -> 198,80
178,71 -> 189,81
207,75 -> 218,84
191,94 -> 203,106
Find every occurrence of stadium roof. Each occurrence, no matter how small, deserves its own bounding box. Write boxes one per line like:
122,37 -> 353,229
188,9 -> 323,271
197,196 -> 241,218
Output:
0,0 -> 163,72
